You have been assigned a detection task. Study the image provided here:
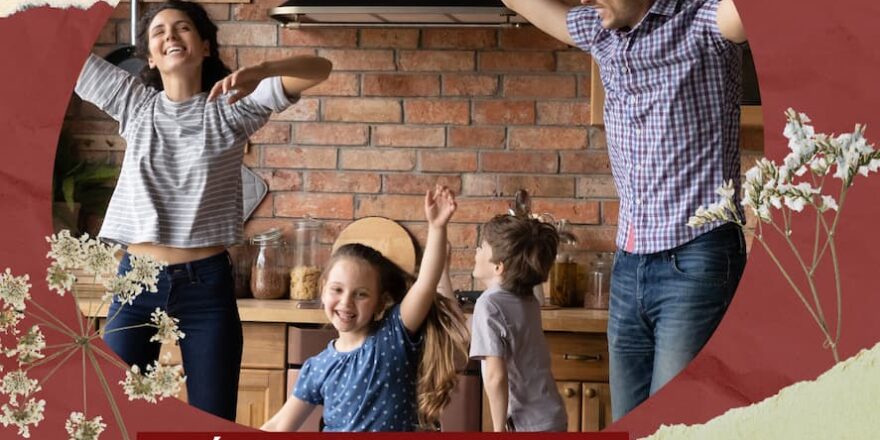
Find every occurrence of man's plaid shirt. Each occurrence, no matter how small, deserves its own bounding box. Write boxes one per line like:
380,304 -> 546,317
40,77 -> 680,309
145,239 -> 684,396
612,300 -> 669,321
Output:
568,0 -> 744,254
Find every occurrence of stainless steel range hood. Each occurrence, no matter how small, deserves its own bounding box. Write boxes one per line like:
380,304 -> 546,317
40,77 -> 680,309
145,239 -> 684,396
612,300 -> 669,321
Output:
269,0 -> 527,28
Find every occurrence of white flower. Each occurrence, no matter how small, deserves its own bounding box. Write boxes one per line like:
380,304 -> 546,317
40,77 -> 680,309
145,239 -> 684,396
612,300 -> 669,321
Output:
0,370 -> 41,406
809,155 -> 831,175
65,412 -> 106,440
148,356 -> 185,400
149,309 -> 185,344
119,358 -> 186,403
0,398 -> 45,438
80,240 -> 120,282
102,275 -> 143,306
0,309 -> 23,334
120,364 -> 157,403
0,269 -> 31,311
5,326 -> 45,365
46,230 -> 85,270
819,195 -> 839,212
45,263 -> 76,297
716,179 -> 736,200
126,255 -> 164,294
783,194 -> 808,212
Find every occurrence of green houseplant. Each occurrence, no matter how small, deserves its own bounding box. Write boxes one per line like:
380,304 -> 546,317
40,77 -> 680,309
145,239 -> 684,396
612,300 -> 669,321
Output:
52,130 -> 120,234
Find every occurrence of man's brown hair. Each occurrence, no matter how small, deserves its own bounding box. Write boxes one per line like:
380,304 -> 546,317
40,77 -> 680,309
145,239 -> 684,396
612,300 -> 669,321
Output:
482,214 -> 560,296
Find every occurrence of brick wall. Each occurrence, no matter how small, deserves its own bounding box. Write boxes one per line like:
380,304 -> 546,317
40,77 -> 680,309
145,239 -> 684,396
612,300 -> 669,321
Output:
64,0 -> 763,291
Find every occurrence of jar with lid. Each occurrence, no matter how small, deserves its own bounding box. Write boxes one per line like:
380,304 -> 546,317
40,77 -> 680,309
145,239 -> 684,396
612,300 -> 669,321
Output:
549,220 -> 579,307
289,218 -> 323,301
228,242 -> 254,298
584,253 -> 612,309
250,228 -> 289,300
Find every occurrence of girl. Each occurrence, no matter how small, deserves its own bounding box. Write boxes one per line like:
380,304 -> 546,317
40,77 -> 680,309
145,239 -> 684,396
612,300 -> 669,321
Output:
261,186 -> 469,432
75,0 -> 331,420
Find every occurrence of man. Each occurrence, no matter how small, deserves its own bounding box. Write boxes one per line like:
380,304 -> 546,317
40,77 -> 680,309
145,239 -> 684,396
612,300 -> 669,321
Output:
501,0 -> 749,421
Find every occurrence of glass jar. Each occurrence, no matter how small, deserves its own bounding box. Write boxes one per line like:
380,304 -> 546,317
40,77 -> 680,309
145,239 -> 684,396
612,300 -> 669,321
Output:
289,218 -> 323,301
549,221 -> 579,307
228,242 -> 254,298
584,253 -> 612,310
250,228 -> 289,300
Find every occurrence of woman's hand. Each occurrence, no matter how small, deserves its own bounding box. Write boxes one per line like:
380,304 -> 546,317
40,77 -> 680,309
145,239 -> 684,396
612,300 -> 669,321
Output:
207,64 -> 266,104
425,185 -> 457,229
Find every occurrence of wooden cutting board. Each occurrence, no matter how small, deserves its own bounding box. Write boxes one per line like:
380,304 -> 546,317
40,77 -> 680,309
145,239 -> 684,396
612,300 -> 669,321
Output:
331,217 -> 417,274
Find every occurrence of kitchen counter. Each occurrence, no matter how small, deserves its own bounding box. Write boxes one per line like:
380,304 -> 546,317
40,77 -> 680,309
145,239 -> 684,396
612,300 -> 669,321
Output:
78,298 -> 609,333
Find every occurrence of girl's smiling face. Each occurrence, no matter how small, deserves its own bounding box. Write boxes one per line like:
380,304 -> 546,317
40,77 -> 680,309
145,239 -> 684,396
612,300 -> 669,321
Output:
146,8 -> 209,75
321,258 -> 384,344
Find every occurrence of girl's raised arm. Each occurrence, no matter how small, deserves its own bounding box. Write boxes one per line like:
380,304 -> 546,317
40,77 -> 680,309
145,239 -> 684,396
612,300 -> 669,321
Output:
261,396 -> 316,432
400,186 -> 456,333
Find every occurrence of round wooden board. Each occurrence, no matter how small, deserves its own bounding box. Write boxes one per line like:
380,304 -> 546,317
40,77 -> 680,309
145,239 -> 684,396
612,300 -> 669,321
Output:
332,217 -> 417,274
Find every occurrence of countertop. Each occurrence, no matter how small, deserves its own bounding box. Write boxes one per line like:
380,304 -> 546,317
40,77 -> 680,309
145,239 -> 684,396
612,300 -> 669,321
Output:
79,298 -> 608,333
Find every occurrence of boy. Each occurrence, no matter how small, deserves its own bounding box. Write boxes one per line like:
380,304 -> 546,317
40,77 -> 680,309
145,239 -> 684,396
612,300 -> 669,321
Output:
470,214 -> 567,432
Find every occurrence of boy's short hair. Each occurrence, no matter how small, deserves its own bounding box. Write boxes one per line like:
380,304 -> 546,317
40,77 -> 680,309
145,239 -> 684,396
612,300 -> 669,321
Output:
482,214 -> 560,296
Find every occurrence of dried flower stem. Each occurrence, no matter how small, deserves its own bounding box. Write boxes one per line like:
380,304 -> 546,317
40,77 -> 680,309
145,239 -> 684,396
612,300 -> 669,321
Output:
86,347 -> 129,440
90,345 -> 130,371
24,344 -> 77,371
97,323 -> 153,339
31,345 -> 80,393
771,221 -> 831,336
753,229 -> 836,354
28,301 -> 77,337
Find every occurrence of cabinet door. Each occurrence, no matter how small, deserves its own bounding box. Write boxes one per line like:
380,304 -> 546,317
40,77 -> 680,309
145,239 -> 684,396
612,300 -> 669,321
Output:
581,382 -> 611,432
556,381 -> 582,432
236,368 -> 285,429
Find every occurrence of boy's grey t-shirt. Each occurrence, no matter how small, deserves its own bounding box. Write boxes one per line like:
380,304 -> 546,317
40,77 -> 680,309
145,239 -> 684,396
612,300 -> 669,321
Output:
469,286 -> 567,431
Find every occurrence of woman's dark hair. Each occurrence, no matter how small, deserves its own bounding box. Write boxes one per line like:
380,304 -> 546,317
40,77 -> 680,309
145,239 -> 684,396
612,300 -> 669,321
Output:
135,0 -> 231,92
482,214 -> 561,296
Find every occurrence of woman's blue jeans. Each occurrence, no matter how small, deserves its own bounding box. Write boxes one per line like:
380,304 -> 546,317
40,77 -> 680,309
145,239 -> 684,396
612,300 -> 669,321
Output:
103,251 -> 243,421
608,223 -> 746,421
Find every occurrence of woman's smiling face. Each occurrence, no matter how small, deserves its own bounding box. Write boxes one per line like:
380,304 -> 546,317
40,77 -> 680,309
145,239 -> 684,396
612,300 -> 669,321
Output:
146,8 -> 209,75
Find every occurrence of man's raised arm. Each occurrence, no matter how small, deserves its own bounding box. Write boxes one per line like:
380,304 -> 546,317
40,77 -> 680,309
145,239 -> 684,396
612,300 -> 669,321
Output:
717,0 -> 747,43
502,0 -> 577,46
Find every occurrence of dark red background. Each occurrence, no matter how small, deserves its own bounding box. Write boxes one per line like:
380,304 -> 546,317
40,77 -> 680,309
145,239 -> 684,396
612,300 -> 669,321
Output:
1,1 -> 878,439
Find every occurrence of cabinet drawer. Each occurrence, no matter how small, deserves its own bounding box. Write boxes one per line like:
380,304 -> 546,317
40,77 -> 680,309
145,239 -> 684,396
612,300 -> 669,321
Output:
159,322 -> 286,369
545,332 -> 608,382
287,325 -> 337,365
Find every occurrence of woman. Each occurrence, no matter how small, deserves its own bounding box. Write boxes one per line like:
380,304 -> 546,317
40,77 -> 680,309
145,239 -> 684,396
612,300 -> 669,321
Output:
75,0 -> 331,420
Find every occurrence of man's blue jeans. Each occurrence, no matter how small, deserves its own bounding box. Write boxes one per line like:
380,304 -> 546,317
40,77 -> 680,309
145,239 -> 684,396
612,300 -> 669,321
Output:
608,223 -> 746,421
103,251 -> 243,421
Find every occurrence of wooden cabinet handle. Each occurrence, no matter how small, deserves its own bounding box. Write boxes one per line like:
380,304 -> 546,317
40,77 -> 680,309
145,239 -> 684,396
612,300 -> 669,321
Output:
584,387 -> 597,399
564,387 -> 576,398
563,353 -> 602,362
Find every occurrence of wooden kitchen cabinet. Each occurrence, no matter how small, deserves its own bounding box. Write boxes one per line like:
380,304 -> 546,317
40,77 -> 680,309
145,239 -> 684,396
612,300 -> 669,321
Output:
155,321 -> 289,429
236,368 -> 285,428
581,382 -> 612,432
546,331 -> 611,433
557,381 -> 582,431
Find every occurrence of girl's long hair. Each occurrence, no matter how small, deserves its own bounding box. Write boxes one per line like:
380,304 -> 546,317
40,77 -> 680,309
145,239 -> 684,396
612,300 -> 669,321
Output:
135,0 -> 232,92
323,243 -> 470,429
